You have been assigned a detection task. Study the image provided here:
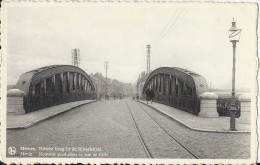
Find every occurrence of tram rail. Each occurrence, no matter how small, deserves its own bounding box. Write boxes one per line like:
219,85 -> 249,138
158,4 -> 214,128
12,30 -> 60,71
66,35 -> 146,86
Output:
125,99 -> 199,159
136,102 -> 200,159
124,100 -> 153,158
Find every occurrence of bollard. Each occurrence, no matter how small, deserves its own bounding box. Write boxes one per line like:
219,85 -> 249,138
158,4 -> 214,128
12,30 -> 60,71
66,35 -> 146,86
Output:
7,89 -> 26,115
198,92 -> 219,118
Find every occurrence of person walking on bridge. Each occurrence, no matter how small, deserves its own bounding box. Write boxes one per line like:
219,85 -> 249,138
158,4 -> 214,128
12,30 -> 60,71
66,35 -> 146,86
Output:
150,89 -> 155,104
145,88 -> 151,104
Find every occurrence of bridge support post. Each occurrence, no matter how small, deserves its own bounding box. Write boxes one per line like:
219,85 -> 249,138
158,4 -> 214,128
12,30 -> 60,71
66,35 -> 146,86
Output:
199,92 -> 219,118
79,74 -> 81,89
7,89 -> 26,115
60,73 -> 65,92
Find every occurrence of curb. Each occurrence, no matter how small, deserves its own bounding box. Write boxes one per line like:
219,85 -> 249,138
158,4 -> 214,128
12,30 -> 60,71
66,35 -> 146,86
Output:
138,101 -> 250,133
7,100 -> 97,130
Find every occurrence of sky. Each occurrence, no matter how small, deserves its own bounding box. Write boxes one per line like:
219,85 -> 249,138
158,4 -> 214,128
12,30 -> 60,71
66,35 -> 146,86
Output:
5,3 -> 258,91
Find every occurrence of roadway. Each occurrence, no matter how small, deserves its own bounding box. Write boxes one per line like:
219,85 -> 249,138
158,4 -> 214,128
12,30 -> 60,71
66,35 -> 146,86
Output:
7,99 -> 250,158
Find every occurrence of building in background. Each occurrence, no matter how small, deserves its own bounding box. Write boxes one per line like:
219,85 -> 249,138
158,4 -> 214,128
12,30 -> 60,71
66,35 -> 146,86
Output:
91,72 -> 134,99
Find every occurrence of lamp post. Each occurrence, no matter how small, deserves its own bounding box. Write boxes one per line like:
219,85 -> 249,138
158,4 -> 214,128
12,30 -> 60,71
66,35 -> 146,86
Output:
228,18 -> 241,131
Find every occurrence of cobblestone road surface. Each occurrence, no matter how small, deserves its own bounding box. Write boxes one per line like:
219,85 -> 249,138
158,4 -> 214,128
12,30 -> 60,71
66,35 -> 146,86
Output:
7,100 -> 146,158
126,100 -> 196,158
7,99 -> 250,159
136,102 -> 250,159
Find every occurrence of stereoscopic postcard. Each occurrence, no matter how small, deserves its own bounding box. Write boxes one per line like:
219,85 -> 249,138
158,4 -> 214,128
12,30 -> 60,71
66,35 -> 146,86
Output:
0,1 -> 258,164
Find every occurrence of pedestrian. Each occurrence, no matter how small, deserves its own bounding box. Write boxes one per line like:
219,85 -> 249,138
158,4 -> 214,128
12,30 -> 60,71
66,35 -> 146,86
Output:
145,88 -> 150,104
150,89 -> 155,104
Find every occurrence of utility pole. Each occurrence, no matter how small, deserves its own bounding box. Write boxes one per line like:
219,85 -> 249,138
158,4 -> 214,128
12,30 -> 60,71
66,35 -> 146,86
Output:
72,49 -> 80,67
146,44 -> 151,74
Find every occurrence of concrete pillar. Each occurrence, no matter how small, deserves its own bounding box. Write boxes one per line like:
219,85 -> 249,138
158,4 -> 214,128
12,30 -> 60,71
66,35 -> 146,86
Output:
236,94 -> 251,124
199,92 -> 219,118
7,89 -> 26,115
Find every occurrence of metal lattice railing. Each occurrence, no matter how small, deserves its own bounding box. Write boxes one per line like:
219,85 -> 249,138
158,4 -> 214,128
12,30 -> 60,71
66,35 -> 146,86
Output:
23,91 -> 97,113
217,98 -> 241,118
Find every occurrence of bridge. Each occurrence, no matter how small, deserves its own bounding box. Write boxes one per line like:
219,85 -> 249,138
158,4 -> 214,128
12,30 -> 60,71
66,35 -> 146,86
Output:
142,67 -> 208,115
14,65 -> 96,113
6,65 -> 251,159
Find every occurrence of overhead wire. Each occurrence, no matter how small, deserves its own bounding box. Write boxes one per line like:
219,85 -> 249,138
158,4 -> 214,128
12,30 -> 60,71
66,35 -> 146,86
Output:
153,8 -> 187,47
149,7 -> 187,69
152,8 -> 179,47
158,8 -> 180,39
160,8 -> 183,39
163,8 -> 186,38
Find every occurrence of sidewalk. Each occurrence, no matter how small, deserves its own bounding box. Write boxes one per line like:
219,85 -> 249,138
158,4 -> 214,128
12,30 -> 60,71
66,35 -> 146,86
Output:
7,100 -> 96,129
138,101 -> 250,133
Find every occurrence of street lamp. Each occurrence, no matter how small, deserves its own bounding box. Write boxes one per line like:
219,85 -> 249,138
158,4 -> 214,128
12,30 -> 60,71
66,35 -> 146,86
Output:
228,18 -> 242,131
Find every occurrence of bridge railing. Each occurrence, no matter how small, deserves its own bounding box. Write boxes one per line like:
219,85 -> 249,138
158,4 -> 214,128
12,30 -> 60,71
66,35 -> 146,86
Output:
217,97 -> 241,118
23,91 -> 96,113
154,94 -> 197,115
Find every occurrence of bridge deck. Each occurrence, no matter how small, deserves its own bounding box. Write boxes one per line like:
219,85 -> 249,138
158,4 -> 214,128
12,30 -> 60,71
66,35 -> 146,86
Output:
7,99 -> 250,132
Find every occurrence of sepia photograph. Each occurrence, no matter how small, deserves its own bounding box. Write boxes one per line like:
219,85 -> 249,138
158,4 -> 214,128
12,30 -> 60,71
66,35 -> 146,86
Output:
1,1 -> 258,164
